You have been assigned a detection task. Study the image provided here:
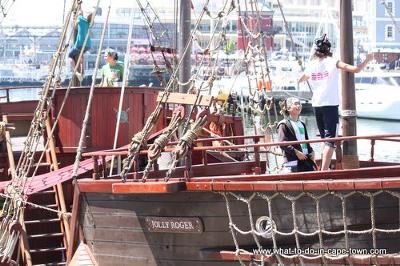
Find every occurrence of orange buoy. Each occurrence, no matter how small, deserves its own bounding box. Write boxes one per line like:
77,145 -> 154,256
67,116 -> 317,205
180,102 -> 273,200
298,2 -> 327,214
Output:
257,79 -> 272,91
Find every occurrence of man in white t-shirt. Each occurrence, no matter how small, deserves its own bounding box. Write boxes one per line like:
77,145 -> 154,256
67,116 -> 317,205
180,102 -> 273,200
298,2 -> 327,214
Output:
299,34 -> 373,171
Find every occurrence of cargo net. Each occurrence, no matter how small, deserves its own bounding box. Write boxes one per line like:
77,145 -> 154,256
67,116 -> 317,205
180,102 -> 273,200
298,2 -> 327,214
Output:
221,190 -> 400,266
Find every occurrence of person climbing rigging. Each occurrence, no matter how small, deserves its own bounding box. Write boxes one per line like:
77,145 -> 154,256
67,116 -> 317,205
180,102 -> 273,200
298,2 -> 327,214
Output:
68,8 -> 93,83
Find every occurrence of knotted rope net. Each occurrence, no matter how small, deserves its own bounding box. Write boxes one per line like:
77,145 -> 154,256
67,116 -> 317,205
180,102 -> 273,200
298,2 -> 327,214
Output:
221,189 -> 400,265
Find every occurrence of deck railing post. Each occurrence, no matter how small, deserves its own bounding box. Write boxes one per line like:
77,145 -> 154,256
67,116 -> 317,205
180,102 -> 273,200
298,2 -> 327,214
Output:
92,156 -> 100,180
184,149 -> 193,180
370,139 -> 375,163
101,155 -> 106,178
202,150 -> 208,165
253,137 -> 261,174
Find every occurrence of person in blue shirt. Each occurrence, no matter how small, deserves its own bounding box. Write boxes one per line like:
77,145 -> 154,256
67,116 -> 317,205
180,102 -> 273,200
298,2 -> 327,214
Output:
68,9 -> 93,82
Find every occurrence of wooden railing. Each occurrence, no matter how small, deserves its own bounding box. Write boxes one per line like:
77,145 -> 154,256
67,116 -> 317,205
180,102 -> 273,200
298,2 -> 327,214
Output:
82,133 -> 400,181
0,86 -> 42,103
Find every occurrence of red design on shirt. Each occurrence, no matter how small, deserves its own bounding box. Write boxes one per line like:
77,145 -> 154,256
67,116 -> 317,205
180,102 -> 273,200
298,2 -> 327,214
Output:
311,71 -> 329,80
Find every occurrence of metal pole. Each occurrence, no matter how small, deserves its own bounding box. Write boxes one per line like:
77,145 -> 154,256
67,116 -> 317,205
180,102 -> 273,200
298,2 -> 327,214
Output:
178,0 -> 191,93
340,0 -> 359,168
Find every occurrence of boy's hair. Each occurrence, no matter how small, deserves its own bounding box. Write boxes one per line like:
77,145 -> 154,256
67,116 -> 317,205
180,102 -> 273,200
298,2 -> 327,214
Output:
108,52 -> 118,61
313,34 -> 332,58
279,97 -> 299,116
106,51 -> 118,61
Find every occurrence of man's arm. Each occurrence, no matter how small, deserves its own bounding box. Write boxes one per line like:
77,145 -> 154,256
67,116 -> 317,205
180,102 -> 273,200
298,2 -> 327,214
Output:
298,73 -> 309,83
336,53 -> 374,73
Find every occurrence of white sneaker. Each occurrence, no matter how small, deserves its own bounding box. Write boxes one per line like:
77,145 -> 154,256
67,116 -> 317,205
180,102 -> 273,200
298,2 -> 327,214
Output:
75,72 -> 83,82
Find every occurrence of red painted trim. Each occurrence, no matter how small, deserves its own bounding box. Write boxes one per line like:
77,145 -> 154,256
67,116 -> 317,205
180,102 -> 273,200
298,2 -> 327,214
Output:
112,181 -> 186,194
77,168 -> 400,193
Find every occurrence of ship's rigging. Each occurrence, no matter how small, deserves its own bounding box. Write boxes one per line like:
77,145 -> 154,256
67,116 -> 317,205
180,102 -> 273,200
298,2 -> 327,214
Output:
2,1 -> 398,266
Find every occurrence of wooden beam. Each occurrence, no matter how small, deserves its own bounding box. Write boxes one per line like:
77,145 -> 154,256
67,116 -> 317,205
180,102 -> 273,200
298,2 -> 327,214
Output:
2,115 -> 16,178
157,92 -> 212,106
67,185 -> 81,264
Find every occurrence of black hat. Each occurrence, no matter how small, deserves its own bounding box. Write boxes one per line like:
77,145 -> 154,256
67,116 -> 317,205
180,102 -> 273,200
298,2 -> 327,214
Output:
315,34 -> 331,55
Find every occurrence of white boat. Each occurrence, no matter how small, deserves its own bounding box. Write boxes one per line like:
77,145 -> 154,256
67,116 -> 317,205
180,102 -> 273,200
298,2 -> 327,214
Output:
355,71 -> 400,120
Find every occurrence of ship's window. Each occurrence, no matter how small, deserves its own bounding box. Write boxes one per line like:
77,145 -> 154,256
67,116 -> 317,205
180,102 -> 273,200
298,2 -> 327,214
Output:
95,7 -> 102,16
358,77 -> 372,84
385,25 -> 395,41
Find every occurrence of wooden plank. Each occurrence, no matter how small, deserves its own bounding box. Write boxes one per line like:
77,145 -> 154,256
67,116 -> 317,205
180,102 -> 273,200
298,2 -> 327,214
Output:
112,181 -> 186,194
76,190 -> 400,265
157,92 -> 212,106
67,185 -> 81,263
70,242 -> 98,266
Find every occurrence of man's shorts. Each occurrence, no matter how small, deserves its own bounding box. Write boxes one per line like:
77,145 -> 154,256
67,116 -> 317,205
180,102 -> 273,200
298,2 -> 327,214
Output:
68,45 -> 90,59
314,105 -> 339,148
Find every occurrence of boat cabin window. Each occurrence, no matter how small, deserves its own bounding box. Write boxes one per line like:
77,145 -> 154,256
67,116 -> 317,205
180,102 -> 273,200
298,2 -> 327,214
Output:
355,76 -> 400,86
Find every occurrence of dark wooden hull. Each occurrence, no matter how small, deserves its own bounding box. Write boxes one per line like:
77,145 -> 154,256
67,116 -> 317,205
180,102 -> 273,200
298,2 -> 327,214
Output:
78,189 -> 400,265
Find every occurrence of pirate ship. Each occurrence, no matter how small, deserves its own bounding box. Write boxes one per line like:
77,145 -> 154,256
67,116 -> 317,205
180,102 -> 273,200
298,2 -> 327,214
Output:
0,0 -> 399,266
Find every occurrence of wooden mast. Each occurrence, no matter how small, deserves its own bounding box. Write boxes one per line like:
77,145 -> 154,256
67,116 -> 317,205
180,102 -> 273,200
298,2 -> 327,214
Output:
178,0 -> 192,94
340,0 -> 359,168
178,0 -> 192,137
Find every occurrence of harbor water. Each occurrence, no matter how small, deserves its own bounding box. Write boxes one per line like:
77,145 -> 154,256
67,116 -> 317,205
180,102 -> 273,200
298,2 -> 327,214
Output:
247,114 -> 400,163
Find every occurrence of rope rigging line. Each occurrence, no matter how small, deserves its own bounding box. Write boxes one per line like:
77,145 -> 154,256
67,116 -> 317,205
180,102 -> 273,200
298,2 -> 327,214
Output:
138,0 -> 172,46
0,5 -> 83,256
381,0 -> 400,33
12,0 -> 83,190
181,0 -> 237,133
173,0 -> 237,89
235,0 -> 282,171
165,112 -> 208,181
141,108 -> 183,182
25,3 -> 86,180
276,0 -> 312,94
249,0 -> 273,95
109,1 -> 136,176
71,0 -> 112,180
3,0 -> 81,208
0,0 -> 15,24
127,0 -> 238,183
0,192 -> 71,218
136,0 -> 175,84
22,0 -> 102,193
119,0 -> 213,181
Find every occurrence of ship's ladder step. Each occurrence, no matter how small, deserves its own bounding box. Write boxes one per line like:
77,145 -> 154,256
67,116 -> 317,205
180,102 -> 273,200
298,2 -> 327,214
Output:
24,218 -> 60,224
30,203 -> 58,209
28,232 -> 64,239
35,188 -> 56,194
33,263 -> 66,266
30,247 -> 66,253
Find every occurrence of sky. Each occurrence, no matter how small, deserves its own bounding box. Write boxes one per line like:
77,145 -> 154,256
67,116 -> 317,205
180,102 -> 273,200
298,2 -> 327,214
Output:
2,0 -> 179,26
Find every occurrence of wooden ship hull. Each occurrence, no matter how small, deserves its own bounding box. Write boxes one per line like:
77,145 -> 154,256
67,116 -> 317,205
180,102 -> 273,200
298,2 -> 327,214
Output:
71,132 -> 400,265
74,184 -> 400,265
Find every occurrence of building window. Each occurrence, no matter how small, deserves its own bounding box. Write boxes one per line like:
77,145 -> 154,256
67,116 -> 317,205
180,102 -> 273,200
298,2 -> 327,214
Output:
385,25 -> 395,40
384,1 -> 395,16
